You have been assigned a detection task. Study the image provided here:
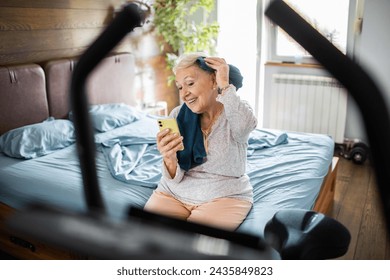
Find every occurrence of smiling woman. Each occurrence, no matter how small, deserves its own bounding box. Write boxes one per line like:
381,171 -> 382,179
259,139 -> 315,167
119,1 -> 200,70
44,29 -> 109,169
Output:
143,52 -> 258,231
175,62 -> 217,113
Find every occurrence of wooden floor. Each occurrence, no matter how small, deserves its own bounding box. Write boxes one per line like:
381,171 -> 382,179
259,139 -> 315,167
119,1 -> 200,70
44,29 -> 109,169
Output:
331,156 -> 390,259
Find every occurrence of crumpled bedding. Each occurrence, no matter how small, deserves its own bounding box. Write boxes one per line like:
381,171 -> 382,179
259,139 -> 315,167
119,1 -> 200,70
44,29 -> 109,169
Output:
95,114 -> 162,188
96,114 -> 290,189
0,112 -> 333,237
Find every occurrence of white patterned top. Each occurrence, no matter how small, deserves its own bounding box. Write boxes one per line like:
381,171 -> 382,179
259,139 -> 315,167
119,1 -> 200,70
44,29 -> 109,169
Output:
156,86 -> 258,205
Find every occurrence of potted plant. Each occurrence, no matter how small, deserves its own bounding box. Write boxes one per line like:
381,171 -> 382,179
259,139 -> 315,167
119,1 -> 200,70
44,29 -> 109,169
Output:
152,0 -> 219,81
126,0 -> 219,111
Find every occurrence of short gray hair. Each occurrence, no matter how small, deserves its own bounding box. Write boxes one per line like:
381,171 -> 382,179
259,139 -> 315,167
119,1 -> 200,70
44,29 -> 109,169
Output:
172,52 -> 208,75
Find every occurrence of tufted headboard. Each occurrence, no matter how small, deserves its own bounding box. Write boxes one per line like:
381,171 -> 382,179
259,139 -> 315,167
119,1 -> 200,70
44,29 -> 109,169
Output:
0,53 -> 137,135
0,64 -> 49,135
45,52 -> 137,119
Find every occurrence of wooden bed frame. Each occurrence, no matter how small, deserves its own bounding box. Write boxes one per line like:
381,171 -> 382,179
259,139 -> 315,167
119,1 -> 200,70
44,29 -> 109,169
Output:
313,157 -> 338,215
0,53 -> 339,259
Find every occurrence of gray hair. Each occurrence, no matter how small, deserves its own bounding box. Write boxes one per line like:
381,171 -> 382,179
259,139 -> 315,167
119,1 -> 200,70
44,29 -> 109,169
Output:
172,52 -> 208,75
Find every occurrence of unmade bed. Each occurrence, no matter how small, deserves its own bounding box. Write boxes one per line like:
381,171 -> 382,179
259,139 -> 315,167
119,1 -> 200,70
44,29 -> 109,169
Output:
0,53 -> 338,259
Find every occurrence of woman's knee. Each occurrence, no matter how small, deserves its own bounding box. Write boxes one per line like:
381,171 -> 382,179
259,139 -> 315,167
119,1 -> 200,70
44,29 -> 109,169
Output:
187,198 -> 252,231
144,191 -> 190,221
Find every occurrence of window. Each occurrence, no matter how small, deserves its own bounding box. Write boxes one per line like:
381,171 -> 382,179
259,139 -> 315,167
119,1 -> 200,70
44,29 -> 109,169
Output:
268,0 -> 351,63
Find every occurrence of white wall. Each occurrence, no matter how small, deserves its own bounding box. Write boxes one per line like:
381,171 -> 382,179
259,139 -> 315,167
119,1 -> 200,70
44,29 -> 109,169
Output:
216,0 -> 258,109
345,0 -> 390,143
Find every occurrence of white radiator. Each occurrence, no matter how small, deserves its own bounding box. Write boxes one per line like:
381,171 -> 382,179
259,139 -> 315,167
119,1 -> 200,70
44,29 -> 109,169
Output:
266,73 -> 347,143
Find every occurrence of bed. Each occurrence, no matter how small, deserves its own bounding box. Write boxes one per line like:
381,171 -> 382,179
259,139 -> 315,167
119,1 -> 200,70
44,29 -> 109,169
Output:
0,52 -> 338,259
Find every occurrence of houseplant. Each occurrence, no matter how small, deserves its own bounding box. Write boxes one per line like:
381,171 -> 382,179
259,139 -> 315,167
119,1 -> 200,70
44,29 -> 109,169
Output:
125,0 -> 219,110
152,0 -> 219,80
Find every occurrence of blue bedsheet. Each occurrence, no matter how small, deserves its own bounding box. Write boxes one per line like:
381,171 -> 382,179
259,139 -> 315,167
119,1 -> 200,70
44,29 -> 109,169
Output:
0,144 -> 153,220
239,129 -> 333,236
97,115 -> 292,190
0,115 -> 334,238
96,115 -> 162,188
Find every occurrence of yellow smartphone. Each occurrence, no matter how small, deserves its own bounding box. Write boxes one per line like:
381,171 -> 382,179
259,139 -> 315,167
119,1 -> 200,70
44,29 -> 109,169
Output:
157,118 -> 184,150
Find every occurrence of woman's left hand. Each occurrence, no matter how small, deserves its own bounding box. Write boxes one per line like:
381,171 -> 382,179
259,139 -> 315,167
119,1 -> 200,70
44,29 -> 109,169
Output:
204,57 -> 230,89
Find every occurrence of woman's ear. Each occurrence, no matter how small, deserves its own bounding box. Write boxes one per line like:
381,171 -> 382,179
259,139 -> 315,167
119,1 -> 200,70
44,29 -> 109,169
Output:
211,73 -> 218,89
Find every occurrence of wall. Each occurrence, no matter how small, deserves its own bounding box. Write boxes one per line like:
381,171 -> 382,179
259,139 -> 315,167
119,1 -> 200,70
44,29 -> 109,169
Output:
216,0 -> 258,110
0,0 -> 179,112
345,0 -> 390,143
0,0 -> 130,65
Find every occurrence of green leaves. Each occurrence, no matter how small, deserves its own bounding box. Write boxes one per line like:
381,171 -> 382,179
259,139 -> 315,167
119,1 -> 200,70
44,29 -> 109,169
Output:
152,0 -> 219,74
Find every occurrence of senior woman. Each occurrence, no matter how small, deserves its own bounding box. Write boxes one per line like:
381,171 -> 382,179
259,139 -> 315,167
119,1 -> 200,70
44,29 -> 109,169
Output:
144,53 -> 258,230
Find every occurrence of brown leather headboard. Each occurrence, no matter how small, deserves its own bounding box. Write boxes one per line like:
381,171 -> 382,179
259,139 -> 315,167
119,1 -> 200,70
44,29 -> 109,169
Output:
0,53 -> 137,135
44,52 -> 137,119
0,64 -> 49,135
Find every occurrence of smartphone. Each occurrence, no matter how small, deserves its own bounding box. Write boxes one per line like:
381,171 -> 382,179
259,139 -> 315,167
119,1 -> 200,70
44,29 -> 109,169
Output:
157,118 -> 184,150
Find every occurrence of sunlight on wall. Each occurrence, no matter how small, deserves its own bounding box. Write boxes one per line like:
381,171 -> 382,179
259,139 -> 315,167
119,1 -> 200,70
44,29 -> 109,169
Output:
216,0 -> 258,113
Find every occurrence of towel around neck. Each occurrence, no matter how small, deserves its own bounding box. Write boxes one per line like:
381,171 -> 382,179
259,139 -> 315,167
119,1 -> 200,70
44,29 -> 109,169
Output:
176,57 -> 243,171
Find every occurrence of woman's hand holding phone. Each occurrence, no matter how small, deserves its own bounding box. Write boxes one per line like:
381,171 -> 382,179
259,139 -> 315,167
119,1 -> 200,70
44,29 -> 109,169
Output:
157,119 -> 184,178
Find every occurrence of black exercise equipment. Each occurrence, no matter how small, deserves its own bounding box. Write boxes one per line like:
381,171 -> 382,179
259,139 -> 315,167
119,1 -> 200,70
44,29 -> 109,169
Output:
265,0 -> 390,235
6,1 -> 354,260
265,210 -> 350,260
336,139 -> 370,164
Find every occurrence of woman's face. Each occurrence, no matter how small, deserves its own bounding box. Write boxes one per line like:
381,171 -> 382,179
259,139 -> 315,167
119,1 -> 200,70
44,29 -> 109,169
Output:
175,65 -> 217,114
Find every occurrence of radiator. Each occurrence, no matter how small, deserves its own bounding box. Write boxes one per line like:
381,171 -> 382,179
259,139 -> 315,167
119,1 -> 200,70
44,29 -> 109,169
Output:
267,73 -> 347,143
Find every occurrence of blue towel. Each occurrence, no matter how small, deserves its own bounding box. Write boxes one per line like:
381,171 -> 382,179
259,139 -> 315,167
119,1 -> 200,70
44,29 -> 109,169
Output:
176,103 -> 207,171
195,57 -> 243,90
176,57 -> 243,171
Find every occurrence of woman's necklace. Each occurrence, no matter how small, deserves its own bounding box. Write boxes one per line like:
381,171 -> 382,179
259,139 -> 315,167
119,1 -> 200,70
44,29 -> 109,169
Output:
201,106 -> 223,152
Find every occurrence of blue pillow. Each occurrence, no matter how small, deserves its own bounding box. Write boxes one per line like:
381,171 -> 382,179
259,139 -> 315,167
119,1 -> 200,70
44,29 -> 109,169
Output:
0,117 -> 76,159
69,103 -> 142,132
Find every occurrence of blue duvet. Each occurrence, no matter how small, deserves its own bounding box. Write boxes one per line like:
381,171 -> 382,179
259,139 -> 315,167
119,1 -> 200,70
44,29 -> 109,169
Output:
96,115 -> 162,188
0,114 -> 334,237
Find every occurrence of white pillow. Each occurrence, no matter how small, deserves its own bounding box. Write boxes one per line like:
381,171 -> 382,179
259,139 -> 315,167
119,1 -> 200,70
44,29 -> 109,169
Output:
69,103 -> 142,132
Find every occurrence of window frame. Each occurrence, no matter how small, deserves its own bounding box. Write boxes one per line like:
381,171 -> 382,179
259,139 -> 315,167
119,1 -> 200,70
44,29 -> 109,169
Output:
266,0 -> 360,64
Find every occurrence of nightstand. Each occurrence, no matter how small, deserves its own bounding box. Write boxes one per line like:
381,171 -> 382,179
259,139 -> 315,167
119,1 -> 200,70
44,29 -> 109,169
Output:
142,101 -> 168,116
